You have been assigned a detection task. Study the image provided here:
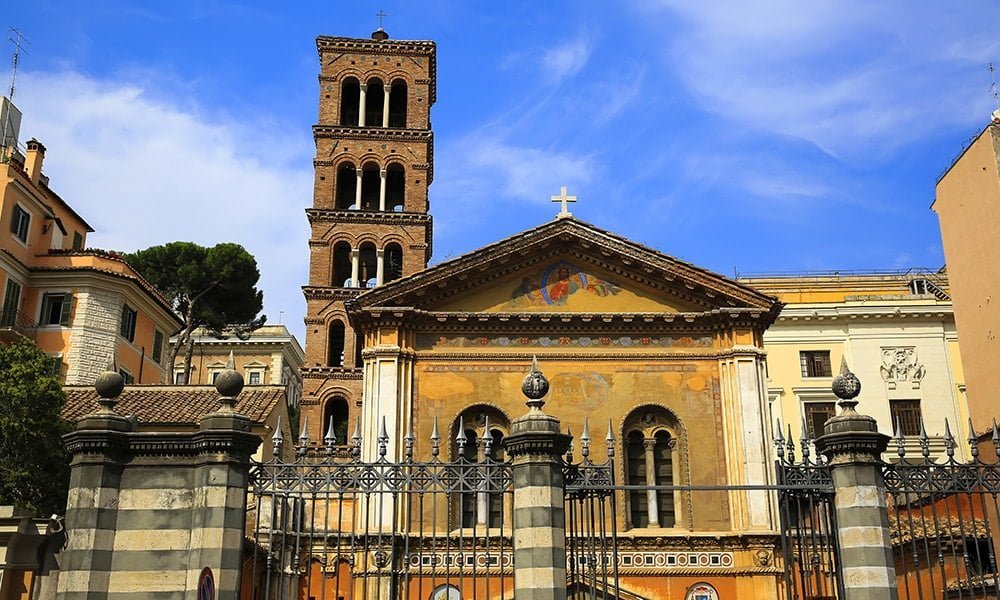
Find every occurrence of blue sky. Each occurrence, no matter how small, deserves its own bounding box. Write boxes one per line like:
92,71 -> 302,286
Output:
6,1 -> 999,341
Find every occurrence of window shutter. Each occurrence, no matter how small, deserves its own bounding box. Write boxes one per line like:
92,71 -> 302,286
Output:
60,294 -> 72,325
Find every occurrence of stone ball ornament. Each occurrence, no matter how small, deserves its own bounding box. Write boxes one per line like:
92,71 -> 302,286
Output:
94,369 -> 125,401
832,370 -> 861,400
214,368 -> 245,399
522,356 -> 549,407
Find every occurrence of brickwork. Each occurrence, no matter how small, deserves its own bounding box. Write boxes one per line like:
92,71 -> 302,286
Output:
302,31 -> 436,442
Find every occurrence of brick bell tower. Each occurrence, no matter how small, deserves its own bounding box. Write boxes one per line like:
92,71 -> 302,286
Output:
301,28 -> 435,441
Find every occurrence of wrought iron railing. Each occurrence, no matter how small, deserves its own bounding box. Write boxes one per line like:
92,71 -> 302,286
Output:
0,307 -> 37,339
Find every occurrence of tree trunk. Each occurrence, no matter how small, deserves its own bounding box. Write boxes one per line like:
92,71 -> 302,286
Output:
182,336 -> 197,383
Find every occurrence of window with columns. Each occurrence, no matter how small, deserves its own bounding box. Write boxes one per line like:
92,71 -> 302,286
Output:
358,243 -> 378,288
332,240 -> 404,289
327,320 -> 345,367
388,80 -> 407,127
334,161 -> 405,212
453,406 -> 510,529
340,76 -> 409,129
364,78 -> 385,127
624,408 -> 679,529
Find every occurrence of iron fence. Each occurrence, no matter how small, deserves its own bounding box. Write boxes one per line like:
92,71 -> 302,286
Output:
245,416 -> 514,600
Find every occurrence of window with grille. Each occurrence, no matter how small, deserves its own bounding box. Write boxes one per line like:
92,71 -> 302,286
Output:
804,402 -> 837,437
72,231 -> 83,249
10,204 -> 30,243
800,351 -> 832,378
890,399 -> 922,436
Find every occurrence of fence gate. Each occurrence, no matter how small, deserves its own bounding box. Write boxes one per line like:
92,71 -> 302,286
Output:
244,418 -> 514,600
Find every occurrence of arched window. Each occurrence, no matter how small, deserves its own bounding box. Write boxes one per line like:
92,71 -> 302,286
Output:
453,406 -> 510,529
430,584 -> 462,600
327,320 -> 345,367
384,242 -> 403,283
340,78 -> 360,126
332,242 -> 352,287
335,163 -> 357,210
360,164 -> 380,211
388,80 -> 407,128
353,330 -> 364,369
386,163 -> 405,211
623,407 -> 679,529
364,78 -> 385,127
322,397 -> 350,445
358,242 -> 377,288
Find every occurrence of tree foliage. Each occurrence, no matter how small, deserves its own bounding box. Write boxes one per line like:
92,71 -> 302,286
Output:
127,242 -> 266,382
0,340 -> 71,515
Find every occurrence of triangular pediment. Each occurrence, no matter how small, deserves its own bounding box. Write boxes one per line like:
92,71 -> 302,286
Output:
349,218 -> 779,317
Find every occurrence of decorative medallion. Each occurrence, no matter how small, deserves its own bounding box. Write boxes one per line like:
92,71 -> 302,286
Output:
685,582 -> 719,600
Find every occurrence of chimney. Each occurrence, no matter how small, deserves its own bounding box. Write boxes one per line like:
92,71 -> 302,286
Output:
25,138 -> 46,185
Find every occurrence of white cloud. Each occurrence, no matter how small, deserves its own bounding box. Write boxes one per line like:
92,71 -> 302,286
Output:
541,37 -> 593,82
638,0 -> 999,158
15,70 -> 312,340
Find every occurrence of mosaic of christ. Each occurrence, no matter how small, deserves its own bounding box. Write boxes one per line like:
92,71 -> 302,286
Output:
508,262 -> 622,307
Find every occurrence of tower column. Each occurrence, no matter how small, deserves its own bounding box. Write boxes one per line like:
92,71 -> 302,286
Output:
350,248 -> 360,288
381,88 -> 390,128
643,437 -> 660,527
376,249 -> 385,286
355,169 -> 364,209
358,83 -> 367,127
379,168 -> 387,211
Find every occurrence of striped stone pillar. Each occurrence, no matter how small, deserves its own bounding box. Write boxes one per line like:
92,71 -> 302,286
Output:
814,366 -> 897,600
504,358 -> 571,600
58,361 -> 260,600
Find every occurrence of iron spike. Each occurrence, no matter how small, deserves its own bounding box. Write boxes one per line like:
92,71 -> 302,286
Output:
377,416 -> 389,458
404,423 -> 415,461
430,416 -> 441,457
324,417 -> 337,447
581,418 -> 591,443
969,417 -> 980,459
894,417 -> 906,458
456,416 -> 467,454
299,417 -> 310,446
993,418 -> 1000,457
605,420 -> 616,458
565,427 -> 574,461
351,417 -> 362,447
774,419 -> 785,460
919,418 -> 931,459
943,418 -> 955,459
800,416 -> 812,461
482,416 -> 494,455
272,415 -> 284,457
786,423 -> 796,463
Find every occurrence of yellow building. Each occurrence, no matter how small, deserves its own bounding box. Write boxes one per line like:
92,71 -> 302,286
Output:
1,134 -> 182,384
739,269 -> 969,461
170,324 -> 304,410
934,120 -> 1000,431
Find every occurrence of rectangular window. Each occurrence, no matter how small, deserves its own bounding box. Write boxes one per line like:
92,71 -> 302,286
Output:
119,369 -> 134,385
10,204 -> 30,243
72,231 -> 84,249
248,371 -> 261,385
40,292 -> 71,326
49,355 -> 62,377
211,371 -> 220,384
890,399 -> 923,436
152,329 -> 164,363
120,305 -> 137,342
800,351 -> 832,378
174,370 -> 186,385
1,279 -> 21,326
804,402 -> 837,437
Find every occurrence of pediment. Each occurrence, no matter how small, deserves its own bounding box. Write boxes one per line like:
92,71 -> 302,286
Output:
349,218 -> 779,317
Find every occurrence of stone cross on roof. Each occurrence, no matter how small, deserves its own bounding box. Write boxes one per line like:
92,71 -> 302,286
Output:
551,186 -> 576,219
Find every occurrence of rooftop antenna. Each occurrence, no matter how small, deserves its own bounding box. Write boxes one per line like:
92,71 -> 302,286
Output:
7,27 -> 28,101
990,63 -> 1000,122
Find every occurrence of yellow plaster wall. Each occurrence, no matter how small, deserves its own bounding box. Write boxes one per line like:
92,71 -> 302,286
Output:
436,260 -> 701,313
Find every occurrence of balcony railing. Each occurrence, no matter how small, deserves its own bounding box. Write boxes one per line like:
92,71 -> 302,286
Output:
0,308 -> 37,341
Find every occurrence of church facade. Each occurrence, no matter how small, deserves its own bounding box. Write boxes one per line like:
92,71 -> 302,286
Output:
300,28 -> 790,599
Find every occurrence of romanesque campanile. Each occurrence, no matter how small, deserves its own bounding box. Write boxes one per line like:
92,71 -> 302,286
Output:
302,29 -> 435,440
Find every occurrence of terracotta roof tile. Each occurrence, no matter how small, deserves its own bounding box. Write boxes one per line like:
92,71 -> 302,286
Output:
61,385 -> 284,426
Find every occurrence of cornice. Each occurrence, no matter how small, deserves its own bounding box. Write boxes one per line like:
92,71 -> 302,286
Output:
306,209 -> 432,226
302,286 -> 365,301
413,350 -> 752,361
301,367 -> 363,380
313,125 -> 432,141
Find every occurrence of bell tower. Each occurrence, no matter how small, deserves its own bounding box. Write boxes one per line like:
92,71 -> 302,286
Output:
301,29 -> 435,440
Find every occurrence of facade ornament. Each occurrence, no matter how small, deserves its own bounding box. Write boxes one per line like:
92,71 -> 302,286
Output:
880,347 -> 926,389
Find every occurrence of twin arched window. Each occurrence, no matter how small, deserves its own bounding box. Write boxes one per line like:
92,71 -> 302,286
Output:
334,163 -> 405,212
624,408 -> 679,528
339,77 -> 408,128
453,407 -> 510,529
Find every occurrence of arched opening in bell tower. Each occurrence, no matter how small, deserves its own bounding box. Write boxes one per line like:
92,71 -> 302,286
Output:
335,163 -> 357,209
388,79 -> 407,128
360,164 -> 381,211
332,242 -> 352,287
339,78 -> 360,126
386,163 -> 405,211
364,78 -> 385,127
384,242 -> 403,282
327,321 -> 345,367
358,242 -> 378,288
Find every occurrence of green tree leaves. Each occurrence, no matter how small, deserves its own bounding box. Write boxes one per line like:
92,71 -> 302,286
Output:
0,340 -> 71,515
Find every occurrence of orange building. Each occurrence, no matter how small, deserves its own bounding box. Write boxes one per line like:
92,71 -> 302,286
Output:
0,133 -> 182,384
933,119 -> 1000,431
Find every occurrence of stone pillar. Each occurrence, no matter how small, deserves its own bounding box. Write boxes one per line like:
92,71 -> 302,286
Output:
57,358 -> 260,600
358,83 -> 367,127
642,438 -> 659,527
378,168 -> 387,211
504,358 -> 571,600
381,90 -> 390,128
350,249 -> 360,288
354,169 -> 363,209
814,366 -> 897,600
375,249 -> 385,286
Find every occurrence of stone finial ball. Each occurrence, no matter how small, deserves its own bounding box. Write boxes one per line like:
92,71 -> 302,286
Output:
94,370 -> 125,399
522,368 -> 549,400
832,371 -> 861,400
214,368 -> 244,398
